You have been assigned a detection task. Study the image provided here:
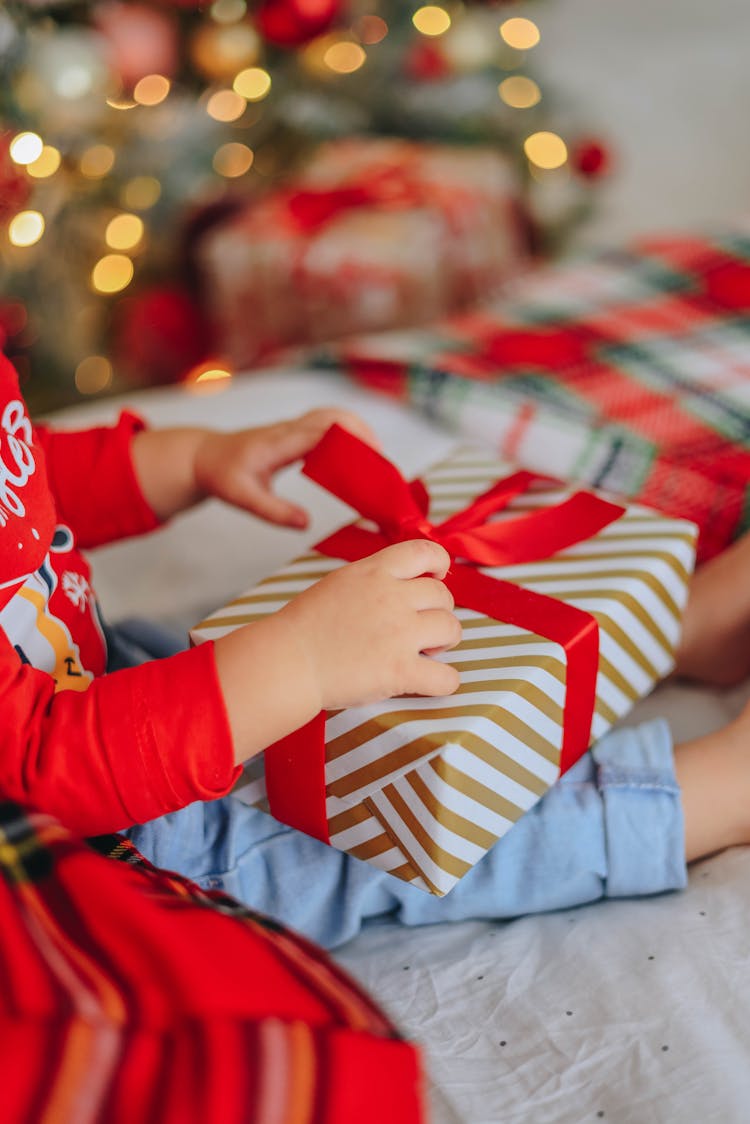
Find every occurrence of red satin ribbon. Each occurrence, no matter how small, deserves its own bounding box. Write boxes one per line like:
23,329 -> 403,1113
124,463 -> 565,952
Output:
283,167 -> 430,234
264,425 -> 625,845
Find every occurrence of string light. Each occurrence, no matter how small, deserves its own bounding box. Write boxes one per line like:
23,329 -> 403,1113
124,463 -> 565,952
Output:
185,360 -> 233,393
499,76 -> 541,109
9,132 -> 43,165
210,0 -> 247,23
80,145 -> 115,178
357,15 -> 388,44
500,18 -> 540,50
8,211 -> 45,247
206,89 -> 247,122
524,131 -> 567,169
412,6 -> 451,37
106,94 -> 138,111
133,74 -> 171,107
233,66 -> 271,101
75,356 -> 113,395
91,254 -> 134,293
121,176 -> 161,209
55,62 -> 96,100
323,41 -> 366,74
213,142 -> 254,177
0,303 -> 26,338
105,213 -> 144,251
26,145 -> 61,179
191,22 -> 261,80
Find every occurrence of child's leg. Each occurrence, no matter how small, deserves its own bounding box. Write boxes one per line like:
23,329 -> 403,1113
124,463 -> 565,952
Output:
127,711 -> 701,949
674,705 -> 750,860
675,529 -> 750,686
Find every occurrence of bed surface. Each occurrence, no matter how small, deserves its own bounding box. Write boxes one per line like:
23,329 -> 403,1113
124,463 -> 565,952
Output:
59,367 -> 750,1124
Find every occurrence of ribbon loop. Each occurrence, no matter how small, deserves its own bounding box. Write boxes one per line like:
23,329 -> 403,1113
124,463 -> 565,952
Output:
303,424 -> 426,533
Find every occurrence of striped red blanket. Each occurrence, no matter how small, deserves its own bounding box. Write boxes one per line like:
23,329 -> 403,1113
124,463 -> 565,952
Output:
0,802 -> 424,1124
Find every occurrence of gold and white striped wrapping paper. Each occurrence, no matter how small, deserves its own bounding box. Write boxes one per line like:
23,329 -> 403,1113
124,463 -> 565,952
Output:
190,449 -> 698,897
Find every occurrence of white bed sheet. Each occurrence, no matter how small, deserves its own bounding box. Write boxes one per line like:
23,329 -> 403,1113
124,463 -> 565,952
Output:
56,367 -> 750,1124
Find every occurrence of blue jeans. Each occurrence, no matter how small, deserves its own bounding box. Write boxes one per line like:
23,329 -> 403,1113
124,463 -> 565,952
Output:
110,621 -> 687,950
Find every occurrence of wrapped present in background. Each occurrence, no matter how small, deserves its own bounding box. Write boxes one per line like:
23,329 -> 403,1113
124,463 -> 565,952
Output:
191,427 -> 697,898
196,138 -> 529,370
316,233 -> 750,563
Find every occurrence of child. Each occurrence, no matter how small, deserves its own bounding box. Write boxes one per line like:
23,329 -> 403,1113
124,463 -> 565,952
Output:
1,349 -> 748,951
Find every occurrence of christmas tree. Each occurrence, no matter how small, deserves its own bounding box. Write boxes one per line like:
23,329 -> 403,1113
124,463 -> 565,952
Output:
0,0 -> 608,413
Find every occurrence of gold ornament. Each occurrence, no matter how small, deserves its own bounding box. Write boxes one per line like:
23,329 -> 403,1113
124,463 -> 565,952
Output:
190,20 -> 261,81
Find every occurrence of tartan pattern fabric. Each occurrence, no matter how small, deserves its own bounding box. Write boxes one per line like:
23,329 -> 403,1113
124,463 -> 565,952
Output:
317,233 -> 750,562
0,802 -> 424,1124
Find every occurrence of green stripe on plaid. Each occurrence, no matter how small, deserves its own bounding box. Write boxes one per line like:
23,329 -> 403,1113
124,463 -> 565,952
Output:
500,251 -> 694,326
407,368 -> 660,496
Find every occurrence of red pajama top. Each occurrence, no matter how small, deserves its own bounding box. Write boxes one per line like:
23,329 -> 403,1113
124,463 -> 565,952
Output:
0,353 -> 239,835
0,353 -> 427,1123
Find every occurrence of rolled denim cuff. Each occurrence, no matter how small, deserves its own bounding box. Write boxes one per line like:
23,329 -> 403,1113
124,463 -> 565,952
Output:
593,719 -> 687,898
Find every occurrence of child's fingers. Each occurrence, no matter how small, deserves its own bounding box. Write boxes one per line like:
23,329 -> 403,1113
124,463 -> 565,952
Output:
258,422 -> 336,473
409,655 -> 461,698
416,609 -> 463,654
238,481 -> 309,528
263,409 -> 380,472
378,539 -> 451,580
252,410 -> 377,475
299,407 -> 381,450
407,577 -> 455,611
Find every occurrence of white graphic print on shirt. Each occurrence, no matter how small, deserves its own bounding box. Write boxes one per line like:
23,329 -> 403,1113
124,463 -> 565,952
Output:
0,526 -> 104,691
0,398 -> 36,526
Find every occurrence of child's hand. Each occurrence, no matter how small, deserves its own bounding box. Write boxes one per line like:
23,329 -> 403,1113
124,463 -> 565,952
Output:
213,538 -> 461,763
194,408 -> 378,528
278,539 -> 462,712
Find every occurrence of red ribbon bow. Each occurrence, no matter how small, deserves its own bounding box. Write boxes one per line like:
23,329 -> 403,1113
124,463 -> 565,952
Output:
283,166 -> 435,234
264,425 -> 626,845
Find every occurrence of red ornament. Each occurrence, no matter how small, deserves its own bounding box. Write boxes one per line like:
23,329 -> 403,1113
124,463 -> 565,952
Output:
256,0 -> 342,48
0,134 -> 31,224
570,139 -> 611,180
113,286 -> 213,386
0,301 -> 27,351
404,40 -> 451,81
94,1 -> 179,87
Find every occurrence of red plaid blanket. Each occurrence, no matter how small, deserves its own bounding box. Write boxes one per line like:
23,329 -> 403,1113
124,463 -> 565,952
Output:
0,803 -> 424,1124
318,233 -> 750,562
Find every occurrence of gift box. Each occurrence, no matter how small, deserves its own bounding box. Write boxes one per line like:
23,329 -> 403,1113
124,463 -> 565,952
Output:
190,427 -> 697,897
196,138 -> 528,369
316,233 -> 750,563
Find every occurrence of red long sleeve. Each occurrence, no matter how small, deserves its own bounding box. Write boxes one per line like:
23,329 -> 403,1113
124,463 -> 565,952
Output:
0,628 -> 240,835
33,411 -> 161,548
0,351 -> 241,834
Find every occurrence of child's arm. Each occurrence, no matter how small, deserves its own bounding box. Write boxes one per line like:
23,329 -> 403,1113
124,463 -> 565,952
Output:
33,411 -> 161,548
129,407 -> 377,525
0,538 -> 459,832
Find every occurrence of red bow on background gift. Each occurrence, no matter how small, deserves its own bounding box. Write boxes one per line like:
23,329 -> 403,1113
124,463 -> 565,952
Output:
283,167 -> 425,233
264,425 -> 626,844
281,161 -> 476,237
